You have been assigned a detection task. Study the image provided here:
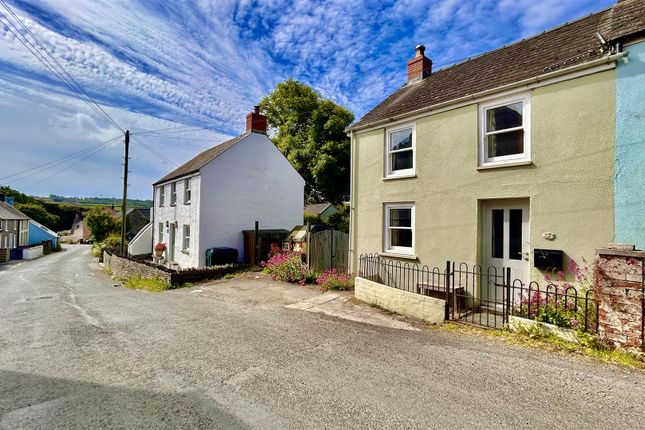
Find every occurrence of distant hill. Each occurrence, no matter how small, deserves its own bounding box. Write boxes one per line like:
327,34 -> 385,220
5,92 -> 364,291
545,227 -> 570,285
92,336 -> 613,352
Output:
46,194 -> 152,208
0,186 -> 152,232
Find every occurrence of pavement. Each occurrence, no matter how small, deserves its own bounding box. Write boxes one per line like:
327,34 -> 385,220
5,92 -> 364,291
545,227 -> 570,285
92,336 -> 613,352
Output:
0,244 -> 644,429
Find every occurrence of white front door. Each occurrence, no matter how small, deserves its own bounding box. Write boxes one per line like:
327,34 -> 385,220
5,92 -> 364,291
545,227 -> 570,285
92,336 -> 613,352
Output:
169,225 -> 176,261
482,200 -> 530,304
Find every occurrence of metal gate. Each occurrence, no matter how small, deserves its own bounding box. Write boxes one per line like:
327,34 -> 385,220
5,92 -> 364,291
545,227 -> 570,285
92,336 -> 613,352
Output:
309,230 -> 349,273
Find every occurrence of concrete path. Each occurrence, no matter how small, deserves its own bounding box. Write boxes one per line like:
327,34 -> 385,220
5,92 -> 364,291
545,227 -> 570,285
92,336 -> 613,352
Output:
0,245 -> 644,429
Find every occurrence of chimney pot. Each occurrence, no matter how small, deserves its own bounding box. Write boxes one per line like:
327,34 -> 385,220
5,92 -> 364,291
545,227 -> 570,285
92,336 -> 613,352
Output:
407,44 -> 432,83
246,105 -> 267,134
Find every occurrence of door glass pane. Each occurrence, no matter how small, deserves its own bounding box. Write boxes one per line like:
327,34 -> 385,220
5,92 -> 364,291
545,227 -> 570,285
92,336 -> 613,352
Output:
509,209 -> 522,261
486,102 -> 523,132
389,208 -> 411,227
491,209 -> 503,259
390,129 -> 412,151
390,229 -> 412,248
487,130 -> 524,158
392,151 -> 413,171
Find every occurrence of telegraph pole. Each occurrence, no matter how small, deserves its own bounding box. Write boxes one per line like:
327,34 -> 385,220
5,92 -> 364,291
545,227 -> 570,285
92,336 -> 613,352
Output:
120,130 -> 130,255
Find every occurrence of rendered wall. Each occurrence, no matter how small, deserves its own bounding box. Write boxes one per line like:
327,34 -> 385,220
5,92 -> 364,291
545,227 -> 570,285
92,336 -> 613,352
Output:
152,174 -> 201,268
128,222 -> 152,256
615,41 -> 645,249
199,132 -> 304,266
355,277 -> 445,324
28,221 -> 58,248
351,71 -> 616,280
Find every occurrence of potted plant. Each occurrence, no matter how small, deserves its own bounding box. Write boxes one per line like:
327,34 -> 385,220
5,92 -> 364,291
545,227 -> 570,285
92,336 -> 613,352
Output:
154,242 -> 167,258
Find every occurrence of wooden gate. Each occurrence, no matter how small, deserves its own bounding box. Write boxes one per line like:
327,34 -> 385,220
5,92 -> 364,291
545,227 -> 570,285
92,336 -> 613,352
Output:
309,230 -> 349,273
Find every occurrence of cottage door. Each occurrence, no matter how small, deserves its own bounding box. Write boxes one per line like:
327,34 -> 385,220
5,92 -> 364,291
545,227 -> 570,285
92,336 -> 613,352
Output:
482,200 -> 530,308
169,225 -> 176,261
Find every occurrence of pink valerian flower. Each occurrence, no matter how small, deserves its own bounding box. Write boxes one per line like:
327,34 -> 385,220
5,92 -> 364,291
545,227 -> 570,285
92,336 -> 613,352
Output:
570,319 -> 579,326
568,258 -> 580,276
543,274 -> 552,282
556,271 -> 565,280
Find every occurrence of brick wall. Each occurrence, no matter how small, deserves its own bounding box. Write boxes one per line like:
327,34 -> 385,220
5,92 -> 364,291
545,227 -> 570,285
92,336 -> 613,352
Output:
595,245 -> 644,353
355,277 -> 445,324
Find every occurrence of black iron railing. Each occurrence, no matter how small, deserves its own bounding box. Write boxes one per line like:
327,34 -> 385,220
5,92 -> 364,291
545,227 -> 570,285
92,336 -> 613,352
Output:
359,254 -> 598,332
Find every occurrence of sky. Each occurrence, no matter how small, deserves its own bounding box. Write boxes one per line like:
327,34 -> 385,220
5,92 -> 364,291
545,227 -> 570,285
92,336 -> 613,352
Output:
0,0 -> 614,199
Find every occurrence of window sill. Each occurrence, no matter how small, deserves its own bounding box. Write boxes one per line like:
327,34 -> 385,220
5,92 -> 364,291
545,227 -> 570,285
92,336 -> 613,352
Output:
379,251 -> 418,261
170,204 -> 176,207
183,202 -> 191,205
383,173 -> 417,181
181,250 -> 189,255
477,160 -> 533,171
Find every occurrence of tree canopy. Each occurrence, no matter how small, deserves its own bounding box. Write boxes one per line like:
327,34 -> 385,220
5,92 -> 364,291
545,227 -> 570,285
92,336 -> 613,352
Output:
259,79 -> 354,204
85,207 -> 120,242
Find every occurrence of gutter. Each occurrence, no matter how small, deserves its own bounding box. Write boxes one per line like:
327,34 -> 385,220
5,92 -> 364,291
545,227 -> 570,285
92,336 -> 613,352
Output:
347,52 -> 626,134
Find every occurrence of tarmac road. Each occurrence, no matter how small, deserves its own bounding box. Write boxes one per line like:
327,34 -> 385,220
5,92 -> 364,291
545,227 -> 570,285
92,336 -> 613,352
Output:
0,245 -> 643,429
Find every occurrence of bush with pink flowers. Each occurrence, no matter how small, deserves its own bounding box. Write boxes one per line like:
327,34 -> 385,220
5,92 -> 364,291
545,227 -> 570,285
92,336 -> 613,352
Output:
515,258 -> 597,331
262,250 -> 315,284
316,268 -> 355,291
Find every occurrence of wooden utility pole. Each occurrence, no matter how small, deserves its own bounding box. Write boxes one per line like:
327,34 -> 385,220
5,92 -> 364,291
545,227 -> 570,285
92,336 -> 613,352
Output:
120,130 -> 130,255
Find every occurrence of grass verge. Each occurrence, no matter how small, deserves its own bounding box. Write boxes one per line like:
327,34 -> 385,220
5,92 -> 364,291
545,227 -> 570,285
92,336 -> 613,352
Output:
122,276 -> 192,292
436,322 -> 645,370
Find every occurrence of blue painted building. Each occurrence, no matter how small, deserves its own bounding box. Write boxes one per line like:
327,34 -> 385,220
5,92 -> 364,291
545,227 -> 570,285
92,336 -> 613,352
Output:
28,219 -> 58,248
615,39 -> 645,249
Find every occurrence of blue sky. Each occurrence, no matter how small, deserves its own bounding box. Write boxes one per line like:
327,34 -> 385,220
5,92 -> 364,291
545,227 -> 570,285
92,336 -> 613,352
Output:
0,0 -> 614,199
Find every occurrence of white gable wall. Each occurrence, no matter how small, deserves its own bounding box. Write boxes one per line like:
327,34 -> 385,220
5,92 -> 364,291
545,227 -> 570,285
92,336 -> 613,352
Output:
198,132 -> 304,266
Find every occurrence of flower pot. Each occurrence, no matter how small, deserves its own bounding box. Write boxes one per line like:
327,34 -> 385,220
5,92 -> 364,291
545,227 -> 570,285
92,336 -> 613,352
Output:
154,250 -> 164,258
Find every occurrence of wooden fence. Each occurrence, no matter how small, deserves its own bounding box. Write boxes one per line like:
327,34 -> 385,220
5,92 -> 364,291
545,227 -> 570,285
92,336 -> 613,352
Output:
309,229 -> 349,273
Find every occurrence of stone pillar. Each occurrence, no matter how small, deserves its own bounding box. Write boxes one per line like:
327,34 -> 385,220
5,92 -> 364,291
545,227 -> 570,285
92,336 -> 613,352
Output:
595,244 -> 644,353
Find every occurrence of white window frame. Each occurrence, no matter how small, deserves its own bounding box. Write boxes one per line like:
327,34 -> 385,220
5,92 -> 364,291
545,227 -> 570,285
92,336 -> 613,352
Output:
158,186 -> 165,207
182,224 -> 190,252
170,182 -> 177,206
385,122 -> 416,178
184,178 -> 191,204
158,222 -> 163,244
18,220 -> 28,246
479,93 -> 531,167
384,203 -> 415,255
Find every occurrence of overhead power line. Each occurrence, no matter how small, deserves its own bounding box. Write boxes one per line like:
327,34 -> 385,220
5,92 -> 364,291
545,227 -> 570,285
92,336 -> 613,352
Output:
20,136 -> 120,190
0,1 -> 124,133
131,136 -> 178,167
0,134 -> 123,182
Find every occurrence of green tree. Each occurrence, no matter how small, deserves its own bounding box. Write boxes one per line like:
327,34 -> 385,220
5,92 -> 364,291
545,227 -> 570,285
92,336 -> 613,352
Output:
14,202 -> 60,229
259,79 -> 354,204
85,207 -> 120,242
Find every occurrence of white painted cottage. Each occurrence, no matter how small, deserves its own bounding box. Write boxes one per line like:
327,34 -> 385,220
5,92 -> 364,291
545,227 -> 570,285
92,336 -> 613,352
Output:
150,107 -> 304,268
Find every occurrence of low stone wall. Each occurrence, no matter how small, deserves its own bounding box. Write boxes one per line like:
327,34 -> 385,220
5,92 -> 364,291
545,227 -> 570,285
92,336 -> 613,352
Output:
103,251 -> 172,283
103,251 -> 247,285
595,245 -> 644,353
355,277 -> 445,324
23,245 -> 44,260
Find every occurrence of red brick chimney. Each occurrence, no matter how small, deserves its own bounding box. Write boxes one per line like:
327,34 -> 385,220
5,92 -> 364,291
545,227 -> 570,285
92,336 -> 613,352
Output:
245,106 -> 267,134
407,44 -> 432,83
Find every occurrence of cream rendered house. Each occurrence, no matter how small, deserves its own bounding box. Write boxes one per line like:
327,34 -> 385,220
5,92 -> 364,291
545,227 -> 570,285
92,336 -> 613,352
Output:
348,0 -> 644,288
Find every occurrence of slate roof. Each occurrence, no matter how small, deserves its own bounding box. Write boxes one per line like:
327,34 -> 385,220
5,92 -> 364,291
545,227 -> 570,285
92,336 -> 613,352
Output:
0,200 -> 30,220
153,132 -> 250,185
305,203 -> 333,216
350,0 -> 644,130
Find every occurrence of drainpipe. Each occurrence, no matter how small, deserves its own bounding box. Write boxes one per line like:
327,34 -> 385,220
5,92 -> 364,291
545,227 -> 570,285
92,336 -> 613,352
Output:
349,129 -> 355,272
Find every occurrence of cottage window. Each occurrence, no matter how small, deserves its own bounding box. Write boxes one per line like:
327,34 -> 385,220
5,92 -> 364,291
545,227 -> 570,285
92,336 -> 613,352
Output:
384,203 -> 415,255
479,94 -> 531,166
182,224 -> 190,252
385,123 -> 415,178
19,220 -> 28,246
170,182 -> 177,206
184,178 -> 191,204
159,186 -> 165,207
